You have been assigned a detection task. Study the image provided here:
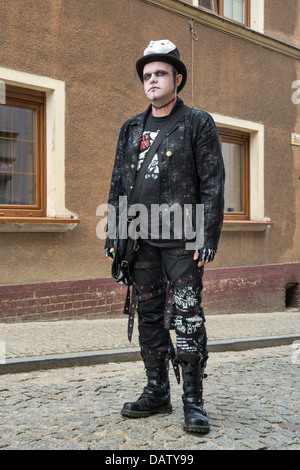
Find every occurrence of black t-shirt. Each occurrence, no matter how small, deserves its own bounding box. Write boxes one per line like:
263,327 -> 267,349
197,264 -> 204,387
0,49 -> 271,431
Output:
136,112 -> 185,248
138,112 -> 166,206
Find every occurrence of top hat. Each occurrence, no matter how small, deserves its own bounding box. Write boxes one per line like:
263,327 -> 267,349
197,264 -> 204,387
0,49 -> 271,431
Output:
136,40 -> 187,93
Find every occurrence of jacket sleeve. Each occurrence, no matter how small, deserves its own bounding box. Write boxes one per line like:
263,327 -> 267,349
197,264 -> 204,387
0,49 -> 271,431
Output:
194,112 -> 225,262
104,123 -> 127,251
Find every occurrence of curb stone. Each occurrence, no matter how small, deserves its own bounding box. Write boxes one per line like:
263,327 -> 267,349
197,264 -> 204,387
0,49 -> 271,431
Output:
1,334 -> 299,375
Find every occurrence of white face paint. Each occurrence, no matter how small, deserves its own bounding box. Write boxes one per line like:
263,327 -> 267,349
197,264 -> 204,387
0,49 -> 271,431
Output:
143,61 -> 177,107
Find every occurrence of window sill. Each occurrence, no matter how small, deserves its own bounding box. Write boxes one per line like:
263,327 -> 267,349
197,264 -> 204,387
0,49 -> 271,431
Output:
223,220 -> 274,232
0,217 -> 80,232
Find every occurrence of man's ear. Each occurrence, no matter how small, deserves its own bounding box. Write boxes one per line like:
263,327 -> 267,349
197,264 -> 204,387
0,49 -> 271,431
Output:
176,74 -> 183,89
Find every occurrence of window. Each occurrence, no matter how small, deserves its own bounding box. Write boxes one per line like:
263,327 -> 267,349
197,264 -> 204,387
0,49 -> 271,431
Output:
218,128 -> 250,220
209,114 -> 267,230
198,0 -> 215,10
0,86 -> 45,217
0,66 -> 79,232
198,0 -> 250,26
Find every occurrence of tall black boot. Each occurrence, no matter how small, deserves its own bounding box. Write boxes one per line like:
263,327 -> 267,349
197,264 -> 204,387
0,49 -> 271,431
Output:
121,357 -> 172,418
180,359 -> 210,434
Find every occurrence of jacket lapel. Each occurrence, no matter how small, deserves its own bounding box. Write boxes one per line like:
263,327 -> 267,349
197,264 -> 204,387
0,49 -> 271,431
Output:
129,105 -> 151,164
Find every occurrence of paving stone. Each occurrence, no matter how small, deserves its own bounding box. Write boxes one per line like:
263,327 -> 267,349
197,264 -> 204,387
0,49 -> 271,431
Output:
0,345 -> 299,450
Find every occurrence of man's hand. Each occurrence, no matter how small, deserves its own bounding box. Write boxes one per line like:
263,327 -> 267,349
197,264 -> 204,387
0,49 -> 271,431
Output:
106,248 -> 115,263
194,252 -> 207,268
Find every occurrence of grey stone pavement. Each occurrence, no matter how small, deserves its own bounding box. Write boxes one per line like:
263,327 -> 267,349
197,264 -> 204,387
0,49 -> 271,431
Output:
0,310 -> 300,451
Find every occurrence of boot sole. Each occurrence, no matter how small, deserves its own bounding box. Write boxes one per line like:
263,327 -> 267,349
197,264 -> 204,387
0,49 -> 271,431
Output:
183,423 -> 210,434
121,404 -> 172,419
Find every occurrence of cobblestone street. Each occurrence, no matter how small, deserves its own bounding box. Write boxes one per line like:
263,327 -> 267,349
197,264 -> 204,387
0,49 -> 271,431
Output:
0,345 -> 299,451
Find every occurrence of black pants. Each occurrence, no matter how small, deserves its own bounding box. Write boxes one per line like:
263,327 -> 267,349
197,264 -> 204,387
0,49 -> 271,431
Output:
132,242 -> 208,371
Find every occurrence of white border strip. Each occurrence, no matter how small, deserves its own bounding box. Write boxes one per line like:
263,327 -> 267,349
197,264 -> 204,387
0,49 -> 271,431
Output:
0,66 -> 74,219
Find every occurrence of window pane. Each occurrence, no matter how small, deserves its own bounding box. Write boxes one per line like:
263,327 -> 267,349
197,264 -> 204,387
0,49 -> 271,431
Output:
12,174 -> 35,205
0,173 -> 12,204
222,142 -> 243,212
0,105 -> 11,137
0,103 -> 36,207
198,0 -> 215,10
223,0 -> 245,23
0,139 -> 11,169
0,132 -> 12,204
13,141 -> 35,174
12,107 -> 35,141
0,86 -> 45,215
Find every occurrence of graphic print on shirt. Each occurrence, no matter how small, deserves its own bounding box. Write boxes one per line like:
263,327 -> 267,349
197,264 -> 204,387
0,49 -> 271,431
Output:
138,131 -> 160,179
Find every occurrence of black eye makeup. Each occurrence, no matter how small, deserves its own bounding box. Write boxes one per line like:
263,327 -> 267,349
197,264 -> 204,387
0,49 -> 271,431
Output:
143,70 -> 169,81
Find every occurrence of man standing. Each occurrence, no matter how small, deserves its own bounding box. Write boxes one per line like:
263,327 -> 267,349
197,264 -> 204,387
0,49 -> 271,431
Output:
105,40 -> 224,434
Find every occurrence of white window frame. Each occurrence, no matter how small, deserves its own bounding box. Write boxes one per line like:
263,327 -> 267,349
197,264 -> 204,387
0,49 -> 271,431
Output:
250,0 -> 264,34
209,112 -> 270,230
0,66 -> 78,232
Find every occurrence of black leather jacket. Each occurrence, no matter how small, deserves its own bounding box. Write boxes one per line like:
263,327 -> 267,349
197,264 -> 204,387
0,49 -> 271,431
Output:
105,98 -> 225,262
